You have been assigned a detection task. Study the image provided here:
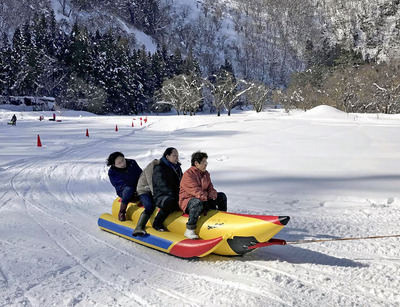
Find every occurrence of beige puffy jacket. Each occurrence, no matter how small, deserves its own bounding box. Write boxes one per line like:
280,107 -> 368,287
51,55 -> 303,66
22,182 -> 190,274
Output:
136,159 -> 159,195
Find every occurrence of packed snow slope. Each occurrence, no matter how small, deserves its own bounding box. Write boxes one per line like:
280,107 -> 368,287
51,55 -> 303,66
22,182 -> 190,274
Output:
1,106 -> 400,306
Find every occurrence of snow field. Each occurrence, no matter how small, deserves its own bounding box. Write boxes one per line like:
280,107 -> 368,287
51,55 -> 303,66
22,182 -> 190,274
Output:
0,106 -> 400,306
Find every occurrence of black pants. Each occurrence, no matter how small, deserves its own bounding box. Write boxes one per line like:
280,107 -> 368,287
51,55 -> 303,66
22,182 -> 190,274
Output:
186,192 -> 227,229
153,196 -> 179,227
204,192 -> 227,212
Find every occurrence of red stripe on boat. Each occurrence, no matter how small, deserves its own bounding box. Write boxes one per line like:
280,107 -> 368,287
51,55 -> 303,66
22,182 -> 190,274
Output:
247,239 -> 287,249
170,236 -> 223,258
226,212 -> 284,225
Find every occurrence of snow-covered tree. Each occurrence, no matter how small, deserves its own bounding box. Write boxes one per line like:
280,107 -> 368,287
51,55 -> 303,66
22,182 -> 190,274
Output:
371,62 -> 400,114
64,23 -> 93,79
0,34 -> 13,95
159,73 -> 203,115
206,64 -> 252,116
246,82 -> 270,113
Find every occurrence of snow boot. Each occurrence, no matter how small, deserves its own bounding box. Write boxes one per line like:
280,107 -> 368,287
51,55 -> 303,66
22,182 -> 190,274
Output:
184,228 -> 199,240
153,210 -> 168,231
153,223 -> 166,232
118,202 -> 128,222
132,212 -> 150,236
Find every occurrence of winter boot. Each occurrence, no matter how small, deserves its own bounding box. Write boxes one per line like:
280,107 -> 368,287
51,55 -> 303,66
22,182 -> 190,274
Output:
153,210 -> 168,232
184,228 -> 199,240
118,202 -> 128,222
132,212 -> 150,236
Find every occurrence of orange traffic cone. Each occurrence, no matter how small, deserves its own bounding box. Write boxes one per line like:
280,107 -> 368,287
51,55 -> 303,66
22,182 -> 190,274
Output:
86,129 -> 89,137
37,135 -> 42,147
132,122 -> 134,127
115,125 -> 118,131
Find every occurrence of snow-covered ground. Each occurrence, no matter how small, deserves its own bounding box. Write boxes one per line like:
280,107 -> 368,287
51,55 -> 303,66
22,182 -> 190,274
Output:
1,106 -> 399,306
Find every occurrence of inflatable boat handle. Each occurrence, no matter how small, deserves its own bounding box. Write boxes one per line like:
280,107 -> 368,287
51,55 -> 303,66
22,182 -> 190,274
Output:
247,238 -> 287,250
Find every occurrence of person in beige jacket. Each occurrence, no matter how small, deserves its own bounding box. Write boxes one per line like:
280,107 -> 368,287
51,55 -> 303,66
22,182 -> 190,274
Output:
179,151 -> 227,239
133,159 -> 159,236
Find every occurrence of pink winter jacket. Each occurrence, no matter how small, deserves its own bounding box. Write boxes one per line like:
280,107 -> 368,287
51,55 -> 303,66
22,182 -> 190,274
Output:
179,166 -> 218,212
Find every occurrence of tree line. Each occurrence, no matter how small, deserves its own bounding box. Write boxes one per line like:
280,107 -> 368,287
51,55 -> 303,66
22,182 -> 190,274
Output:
1,11 -> 399,115
277,48 -> 400,114
0,12 -> 194,114
0,12 -> 272,115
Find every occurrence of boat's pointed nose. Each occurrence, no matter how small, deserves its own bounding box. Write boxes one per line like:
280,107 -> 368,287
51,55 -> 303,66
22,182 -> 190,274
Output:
278,216 -> 290,225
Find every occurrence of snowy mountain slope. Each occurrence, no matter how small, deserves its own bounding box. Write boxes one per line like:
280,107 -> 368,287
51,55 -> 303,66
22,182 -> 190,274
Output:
2,0 -> 399,87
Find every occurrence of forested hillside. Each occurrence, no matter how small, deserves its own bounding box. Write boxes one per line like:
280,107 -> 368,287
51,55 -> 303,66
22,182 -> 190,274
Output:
0,0 -> 399,114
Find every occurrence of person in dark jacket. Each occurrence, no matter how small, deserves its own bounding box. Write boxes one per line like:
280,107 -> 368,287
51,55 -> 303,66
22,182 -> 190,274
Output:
10,114 -> 17,126
152,147 -> 183,231
107,152 -> 142,222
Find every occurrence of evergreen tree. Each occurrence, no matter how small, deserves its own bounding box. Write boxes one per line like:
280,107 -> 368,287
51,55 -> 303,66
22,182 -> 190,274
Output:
32,13 -> 48,52
0,34 -> 13,95
128,0 -> 161,35
29,13 -> 65,97
10,23 -> 42,95
182,47 -> 201,76
117,38 -> 142,114
144,49 -> 166,110
126,50 -> 144,114
64,23 -> 92,79
169,48 -> 183,76
150,50 -> 166,91
46,10 -> 58,56
136,45 -> 152,109
142,0 -> 160,35
219,59 -> 236,82
98,31 -> 126,113
92,31 -> 144,114
65,72 -> 107,114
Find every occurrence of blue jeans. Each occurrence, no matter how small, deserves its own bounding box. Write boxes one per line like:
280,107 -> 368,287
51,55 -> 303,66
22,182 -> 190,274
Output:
139,193 -> 155,215
120,186 -> 136,205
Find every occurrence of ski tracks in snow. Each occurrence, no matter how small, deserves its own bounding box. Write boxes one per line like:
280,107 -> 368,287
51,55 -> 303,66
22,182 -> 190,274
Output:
1,125 -> 223,306
4,170 -> 151,305
2,114 -> 400,306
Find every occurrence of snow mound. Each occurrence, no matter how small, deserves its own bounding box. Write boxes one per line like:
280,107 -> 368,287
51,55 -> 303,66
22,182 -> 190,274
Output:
307,105 -> 345,115
294,105 -> 348,120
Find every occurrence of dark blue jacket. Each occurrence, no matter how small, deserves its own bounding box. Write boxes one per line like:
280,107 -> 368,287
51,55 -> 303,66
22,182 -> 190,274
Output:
108,159 -> 142,197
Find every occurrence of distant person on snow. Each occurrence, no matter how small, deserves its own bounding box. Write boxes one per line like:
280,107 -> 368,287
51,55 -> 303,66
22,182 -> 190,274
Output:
179,151 -> 227,239
10,114 -> 17,126
152,147 -> 183,231
107,152 -> 142,222
133,159 -> 160,236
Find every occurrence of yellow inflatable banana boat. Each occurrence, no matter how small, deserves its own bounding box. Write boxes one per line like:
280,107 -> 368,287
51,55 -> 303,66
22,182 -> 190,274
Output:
98,197 -> 290,258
